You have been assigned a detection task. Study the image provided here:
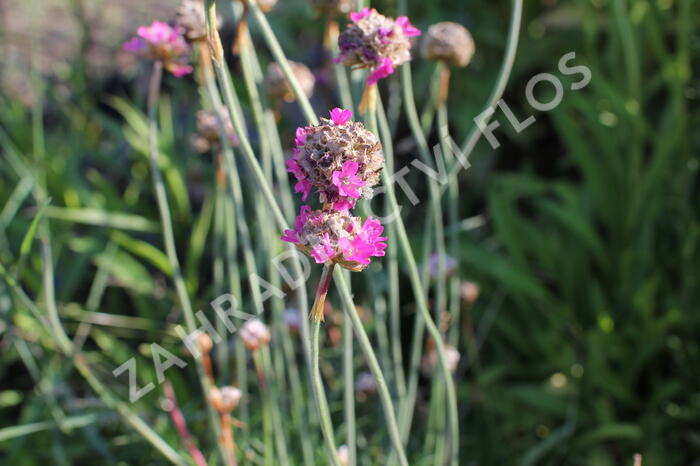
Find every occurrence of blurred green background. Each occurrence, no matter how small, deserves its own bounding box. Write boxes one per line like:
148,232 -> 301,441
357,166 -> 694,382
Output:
1,0 -> 699,464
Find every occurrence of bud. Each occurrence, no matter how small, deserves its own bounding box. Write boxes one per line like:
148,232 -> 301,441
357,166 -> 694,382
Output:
239,319 -> 271,351
209,385 -> 242,413
264,61 -> 315,103
283,308 -> 302,334
460,281 -> 480,306
354,371 -> 378,395
197,332 -> 213,354
421,22 -> 475,68
421,344 -> 460,376
337,444 -> 350,466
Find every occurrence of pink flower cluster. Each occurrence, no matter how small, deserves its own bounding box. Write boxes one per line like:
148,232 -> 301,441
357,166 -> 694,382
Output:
282,108 -> 387,271
336,8 -> 420,85
122,21 -> 193,77
281,206 -> 387,271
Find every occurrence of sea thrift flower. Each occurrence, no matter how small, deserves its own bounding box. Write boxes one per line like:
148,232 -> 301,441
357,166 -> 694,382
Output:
281,207 -> 387,272
209,386 -> 242,414
421,22 -> 475,68
310,0 -> 353,17
288,108 -> 383,207
239,319 -> 271,351
355,371 -> 378,394
175,0 -> 207,42
122,21 -> 193,77
190,108 -> 238,153
264,61 -> 316,103
336,8 -> 420,84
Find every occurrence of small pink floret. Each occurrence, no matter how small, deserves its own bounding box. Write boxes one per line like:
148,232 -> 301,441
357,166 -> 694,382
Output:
367,57 -> 394,85
331,161 -> 365,199
329,108 -> 353,126
294,127 -> 308,147
350,7 -> 373,22
294,179 -> 312,201
286,158 -> 305,180
396,16 -> 421,37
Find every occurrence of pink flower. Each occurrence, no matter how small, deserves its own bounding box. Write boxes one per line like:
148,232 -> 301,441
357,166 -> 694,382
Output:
395,16 -> 421,37
294,127 -> 308,147
367,57 -> 394,85
294,179 -> 312,201
360,217 -> 387,256
281,228 -> 299,243
350,7 -> 373,22
333,199 -> 356,212
122,21 -> 192,77
281,205 -> 311,243
286,158 -> 305,180
329,108 -> 352,126
339,235 -> 375,265
311,234 -> 337,264
331,161 -> 365,198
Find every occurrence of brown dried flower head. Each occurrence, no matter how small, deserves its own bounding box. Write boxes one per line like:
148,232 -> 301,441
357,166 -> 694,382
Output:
310,0 -> 353,17
239,319 -> 271,351
209,385 -> 242,413
175,0 -> 207,42
421,22 -> 475,68
190,108 -> 237,153
264,61 -> 315,102
289,109 -> 384,206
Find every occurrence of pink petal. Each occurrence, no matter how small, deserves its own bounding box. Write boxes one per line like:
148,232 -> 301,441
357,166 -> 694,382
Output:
294,127 -> 307,147
396,16 -> 421,37
367,57 -> 394,85
168,64 -> 193,77
350,7 -> 372,22
294,179 -> 312,201
333,199 -> 356,212
122,37 -> 145,52
280,229 -> 299,243
329,108 -> 353,126
286,159 -> 305,180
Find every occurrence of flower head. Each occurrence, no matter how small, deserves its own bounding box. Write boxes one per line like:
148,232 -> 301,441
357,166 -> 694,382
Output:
175,0 -> 209,42
239,319 -> 271,351
281,207 -> 387,272
264,61 -> 315,102
421,22 -> 475,68
310,0 -> 354,17
122,21 -> 193,77
288,108 -> 383,207
336,8 -> 420,84
209,386 -> 242,413
421,344 -> 461,375
190,108 -> 238,153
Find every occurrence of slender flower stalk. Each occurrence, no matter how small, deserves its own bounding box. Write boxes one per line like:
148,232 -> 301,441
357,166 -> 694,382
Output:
164,382 -> 208,466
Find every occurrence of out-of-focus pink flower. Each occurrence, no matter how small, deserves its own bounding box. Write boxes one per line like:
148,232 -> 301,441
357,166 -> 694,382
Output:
122,21 -> 192,77
329,107 -> 353,125
396,16 -> 422,37
332,161 -> 365,198
333,199 -> 356,212
350,7 -> 373,22
367,57 -> 394,85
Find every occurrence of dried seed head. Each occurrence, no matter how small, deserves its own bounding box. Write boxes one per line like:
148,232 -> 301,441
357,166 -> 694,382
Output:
310,0 -> 353,17
239,319 -> 271,351
190,108 -> 238,153
421,22 -> 475,68
287,108 -> 383,207
281,207 -> 387,272
421,344 -> 461,376
122,21 -> 193,77
209,385 -> 242,413
264,61 -> 315,103
460,281 -> 480,306
175,0 -> 207,42
336,8 -> 420,84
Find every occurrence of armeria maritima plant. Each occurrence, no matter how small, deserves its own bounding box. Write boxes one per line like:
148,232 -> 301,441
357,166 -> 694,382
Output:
122,21 -> 193,77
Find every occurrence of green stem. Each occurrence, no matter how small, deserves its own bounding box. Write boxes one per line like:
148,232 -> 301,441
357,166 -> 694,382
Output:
146,60 -> 226,463
333,270 -> 408,466
343,308 -> 357,466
